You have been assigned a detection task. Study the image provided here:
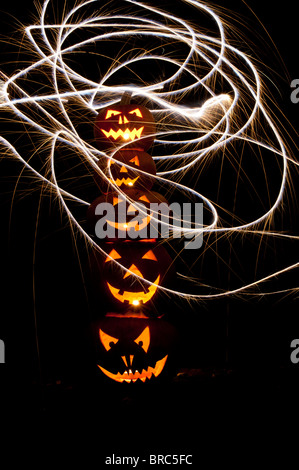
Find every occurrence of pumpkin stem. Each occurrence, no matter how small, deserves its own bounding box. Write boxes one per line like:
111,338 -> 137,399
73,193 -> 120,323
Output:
120,91 -> 132,105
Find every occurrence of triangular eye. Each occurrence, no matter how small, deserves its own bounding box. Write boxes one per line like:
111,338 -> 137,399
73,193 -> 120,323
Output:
134,327 -> 150,353
142,250 -> 157,261
128,108 -> 143,118
107,159 -> 116,167
129,156 -> 140,166
105,249 -> 121,262
105,110 -> 122,119
138,195 -> 150,203
99,329 -> 119,351
113,196 -> 122,206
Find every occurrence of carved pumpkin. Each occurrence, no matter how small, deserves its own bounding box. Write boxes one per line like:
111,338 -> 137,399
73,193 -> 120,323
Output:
93,149 -> 156,193
92,313 -> 178,384
89,242 -> 175,311
94,102 -> 156,151
87,189 -> 168,240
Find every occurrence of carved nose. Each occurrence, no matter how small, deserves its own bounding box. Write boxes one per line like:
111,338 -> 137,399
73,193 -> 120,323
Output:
118,115 -> 129,124
121,355 -> 134,367
120,165 -> 128,173
123,264 -> 143,279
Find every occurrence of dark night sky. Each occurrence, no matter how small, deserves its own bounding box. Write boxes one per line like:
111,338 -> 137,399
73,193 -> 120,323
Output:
0,1 -> 298,436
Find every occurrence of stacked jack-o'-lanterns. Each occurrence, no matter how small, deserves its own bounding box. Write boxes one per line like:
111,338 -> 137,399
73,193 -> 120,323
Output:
88,93 -> 178,384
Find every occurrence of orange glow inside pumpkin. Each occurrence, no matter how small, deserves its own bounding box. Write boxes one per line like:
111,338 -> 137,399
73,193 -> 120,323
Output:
98,355 -> 168,383
101,108 -> 145,142
98,326 -> 168,383
135,326 -> 150,352
105,108 -> 143,120
99,329 -> 119,351
104,249 -> 161,306
105,194 -> 154,233
129,156 -> 140,166
107,155 -> 142,188
106,276 -> 160,306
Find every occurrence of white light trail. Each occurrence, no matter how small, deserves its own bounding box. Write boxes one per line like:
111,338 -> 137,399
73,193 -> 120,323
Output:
0,0 -> 298,300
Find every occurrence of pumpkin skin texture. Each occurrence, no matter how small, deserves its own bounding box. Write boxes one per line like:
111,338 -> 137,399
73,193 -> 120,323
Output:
92,314 -> 178,384
93,149 -> 157,193
89,242 -> 175,312
86,189 -> 168,240
94,104 -> 156,151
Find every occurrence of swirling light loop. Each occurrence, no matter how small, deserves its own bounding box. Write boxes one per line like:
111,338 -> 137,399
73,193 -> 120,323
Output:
0,0 -> 297,300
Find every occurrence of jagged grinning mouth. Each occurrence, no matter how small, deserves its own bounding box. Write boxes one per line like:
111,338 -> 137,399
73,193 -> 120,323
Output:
98,355 -> 168,383
101,127 -> 144,141
108,176 -> 140,186
107,213 -> 153,232
106,275 -> 160,305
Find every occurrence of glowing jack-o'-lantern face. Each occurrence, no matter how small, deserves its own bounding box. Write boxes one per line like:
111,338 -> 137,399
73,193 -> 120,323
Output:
107,149 -> 156,191
94,104 -> 156,151
98,326 -> 167,383
105,247 -> 160,307
89,243 -> 174,311
93,315 -> 178,384
86,189 -> 168,240
93,150 -> 156,193
102,108 -> 144,141
109,156 -> 140,189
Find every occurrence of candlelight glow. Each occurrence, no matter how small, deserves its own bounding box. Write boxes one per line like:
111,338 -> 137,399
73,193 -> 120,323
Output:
0,0 -> 297,304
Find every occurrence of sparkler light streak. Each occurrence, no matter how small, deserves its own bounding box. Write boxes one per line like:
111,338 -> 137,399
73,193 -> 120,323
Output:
0,0 -> 298,303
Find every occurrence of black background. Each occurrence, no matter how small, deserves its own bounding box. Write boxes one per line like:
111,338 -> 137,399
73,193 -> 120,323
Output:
0,0 -> 298,462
